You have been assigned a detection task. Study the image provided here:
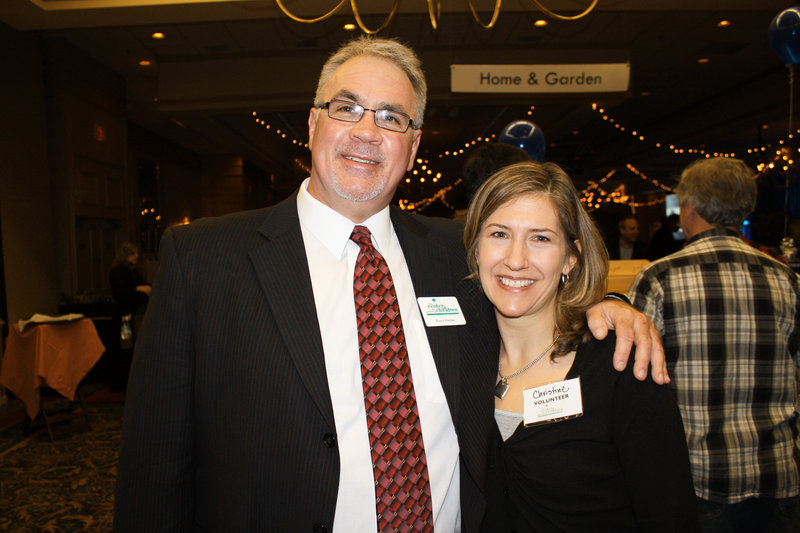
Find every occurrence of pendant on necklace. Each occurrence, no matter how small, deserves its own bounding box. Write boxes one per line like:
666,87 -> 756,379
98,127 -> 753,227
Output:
494,379 -> 509,399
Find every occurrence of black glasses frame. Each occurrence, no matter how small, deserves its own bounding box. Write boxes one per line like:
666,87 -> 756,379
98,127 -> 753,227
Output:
319,100 -> 418,133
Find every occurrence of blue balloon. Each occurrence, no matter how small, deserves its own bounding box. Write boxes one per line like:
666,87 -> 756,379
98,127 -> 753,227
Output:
768,6 -> 800,65
498,120 -> 546,162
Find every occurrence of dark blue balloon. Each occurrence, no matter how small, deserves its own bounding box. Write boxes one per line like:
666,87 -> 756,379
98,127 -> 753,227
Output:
768,6 -> 800,65
497,120 -> 546,162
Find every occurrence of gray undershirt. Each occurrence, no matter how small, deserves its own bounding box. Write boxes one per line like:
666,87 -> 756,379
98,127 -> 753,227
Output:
495,408 -> 524,441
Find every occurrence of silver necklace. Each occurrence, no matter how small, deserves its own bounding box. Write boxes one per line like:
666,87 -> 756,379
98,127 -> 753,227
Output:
494,336 -> 559,399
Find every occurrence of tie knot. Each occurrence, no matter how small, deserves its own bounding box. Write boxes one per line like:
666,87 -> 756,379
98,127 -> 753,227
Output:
350,225 -> 373,249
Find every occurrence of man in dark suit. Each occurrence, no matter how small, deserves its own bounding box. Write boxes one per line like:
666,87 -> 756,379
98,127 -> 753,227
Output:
114,36 -> 666,532
607,214 -> 650,260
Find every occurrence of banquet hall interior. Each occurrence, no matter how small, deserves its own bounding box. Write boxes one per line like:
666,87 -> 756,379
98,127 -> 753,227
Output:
1,0 -> 799,529
1,0 -> 798,337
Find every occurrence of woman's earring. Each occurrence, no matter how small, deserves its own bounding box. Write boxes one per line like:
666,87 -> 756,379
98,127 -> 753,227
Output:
561,272 -> 569,286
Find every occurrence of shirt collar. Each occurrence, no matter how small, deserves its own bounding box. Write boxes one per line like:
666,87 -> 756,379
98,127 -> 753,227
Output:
685,226 -> 742,246
296,177 -> 393,258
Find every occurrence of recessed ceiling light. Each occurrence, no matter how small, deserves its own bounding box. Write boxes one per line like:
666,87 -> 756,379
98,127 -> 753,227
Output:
697,57 -> 710,64
534,19 -> 548,27
139,59 -> 152,67
151,32 -> 165,40
343,23 -> 356,31
717,20 -> 731,28
640,91 -> 651,96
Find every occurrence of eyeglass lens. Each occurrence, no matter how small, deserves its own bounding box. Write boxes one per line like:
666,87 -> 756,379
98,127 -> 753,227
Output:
326,100 -> 412,132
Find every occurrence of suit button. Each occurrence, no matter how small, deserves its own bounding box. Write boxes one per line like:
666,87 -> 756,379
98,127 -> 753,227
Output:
312,523 -> 327,533
497,440 -> 504,449
502,486 -> 510,496
323,433 -> 337,448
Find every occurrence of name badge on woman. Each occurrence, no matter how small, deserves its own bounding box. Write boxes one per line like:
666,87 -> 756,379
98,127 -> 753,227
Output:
523,377 -> 583,426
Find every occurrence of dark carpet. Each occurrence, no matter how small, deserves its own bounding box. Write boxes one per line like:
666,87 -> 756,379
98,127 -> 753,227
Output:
0,388 -> 123,532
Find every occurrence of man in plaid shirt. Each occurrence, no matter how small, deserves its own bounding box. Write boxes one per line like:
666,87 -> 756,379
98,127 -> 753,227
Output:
628,157 -> 800,532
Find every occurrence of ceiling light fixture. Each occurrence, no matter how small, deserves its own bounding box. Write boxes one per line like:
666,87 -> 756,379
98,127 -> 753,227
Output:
151,32 -> 165,39
274,0 -> 597,33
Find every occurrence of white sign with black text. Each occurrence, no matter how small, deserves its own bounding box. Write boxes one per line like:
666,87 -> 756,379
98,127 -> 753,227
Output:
451,63 -> 630,93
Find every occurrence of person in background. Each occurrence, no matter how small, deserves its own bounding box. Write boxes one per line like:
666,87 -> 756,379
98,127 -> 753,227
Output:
649,213 -> 682,260
108,241 -> 151,391
452,142 -> 531,223
114,36 -> 666,532
628,157 -> 800,533
109,241 -> 151,315
464,161 -> 698,532
607,214 -> 650,260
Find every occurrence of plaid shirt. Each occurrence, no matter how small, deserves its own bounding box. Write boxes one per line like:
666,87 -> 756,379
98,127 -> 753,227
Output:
628,227 -> 800,503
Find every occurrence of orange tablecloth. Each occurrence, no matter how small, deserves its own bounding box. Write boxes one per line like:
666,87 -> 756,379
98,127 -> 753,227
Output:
0,319 -> 105,419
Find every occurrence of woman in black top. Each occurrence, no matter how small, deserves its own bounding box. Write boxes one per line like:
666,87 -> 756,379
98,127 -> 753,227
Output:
463,162 -> 698,532
108,241 -> 151,391
109,241 -> 151,315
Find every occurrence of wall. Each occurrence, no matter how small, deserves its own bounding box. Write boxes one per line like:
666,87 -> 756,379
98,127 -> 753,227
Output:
0,23 -> 287,325
44,37 -> 129,300
0,23 -> 58,323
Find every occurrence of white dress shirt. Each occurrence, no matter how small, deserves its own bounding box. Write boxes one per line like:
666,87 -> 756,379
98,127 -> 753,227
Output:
297,179 -> 461,532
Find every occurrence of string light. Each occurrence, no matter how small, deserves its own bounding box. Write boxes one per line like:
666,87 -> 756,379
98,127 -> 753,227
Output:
624,163 -> 674,193
294,157 -> 311,175
397,135 -> 498,208
754,146 -> 800,178
438,135 -> 495,159
590,103 -> 739,158
578,164 -> 675,211
249,104 -> 799,214
252,111 -> 309,149
399,179 -> 463,212
591,103 -> 800,161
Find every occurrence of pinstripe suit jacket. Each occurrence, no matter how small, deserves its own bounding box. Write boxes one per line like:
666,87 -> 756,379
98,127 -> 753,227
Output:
114,192 -> 499,532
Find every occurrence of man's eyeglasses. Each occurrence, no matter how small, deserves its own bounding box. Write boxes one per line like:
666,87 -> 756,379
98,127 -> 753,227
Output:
319,99 -> 418,133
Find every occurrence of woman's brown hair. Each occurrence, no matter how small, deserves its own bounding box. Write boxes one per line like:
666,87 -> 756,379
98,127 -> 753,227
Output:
462,161 -> 609,357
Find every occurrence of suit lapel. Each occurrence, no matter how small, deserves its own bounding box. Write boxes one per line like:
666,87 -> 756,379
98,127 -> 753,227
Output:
392,209 -> 499,497
248,193 -> 335,428
391,209 -> 461,424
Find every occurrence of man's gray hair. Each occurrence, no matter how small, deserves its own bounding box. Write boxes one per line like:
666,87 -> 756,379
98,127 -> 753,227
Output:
676,157 -> 757,227
314,36 -> 427,128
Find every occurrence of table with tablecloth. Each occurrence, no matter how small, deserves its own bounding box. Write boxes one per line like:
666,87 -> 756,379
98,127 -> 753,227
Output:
0,318 -> 105,419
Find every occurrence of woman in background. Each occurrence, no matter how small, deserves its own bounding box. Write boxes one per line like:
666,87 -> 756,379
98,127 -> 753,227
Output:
108,241 -> 151,391
464,161 -> 698,532
109,241 -> 151,314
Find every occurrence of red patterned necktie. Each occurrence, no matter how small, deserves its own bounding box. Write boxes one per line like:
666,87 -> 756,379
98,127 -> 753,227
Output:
350,225 -> 434,533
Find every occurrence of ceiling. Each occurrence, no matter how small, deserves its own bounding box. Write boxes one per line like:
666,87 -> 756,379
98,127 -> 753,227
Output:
1,0 -> 797,203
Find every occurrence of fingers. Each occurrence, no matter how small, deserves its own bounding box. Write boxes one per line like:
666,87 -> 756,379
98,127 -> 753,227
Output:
648,323 -> 670,384
626,315 -> 669,384
610,309 -> 637,373
629,313 -> 653,381
586,302 -> 611,340
587,299 -> 670,384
